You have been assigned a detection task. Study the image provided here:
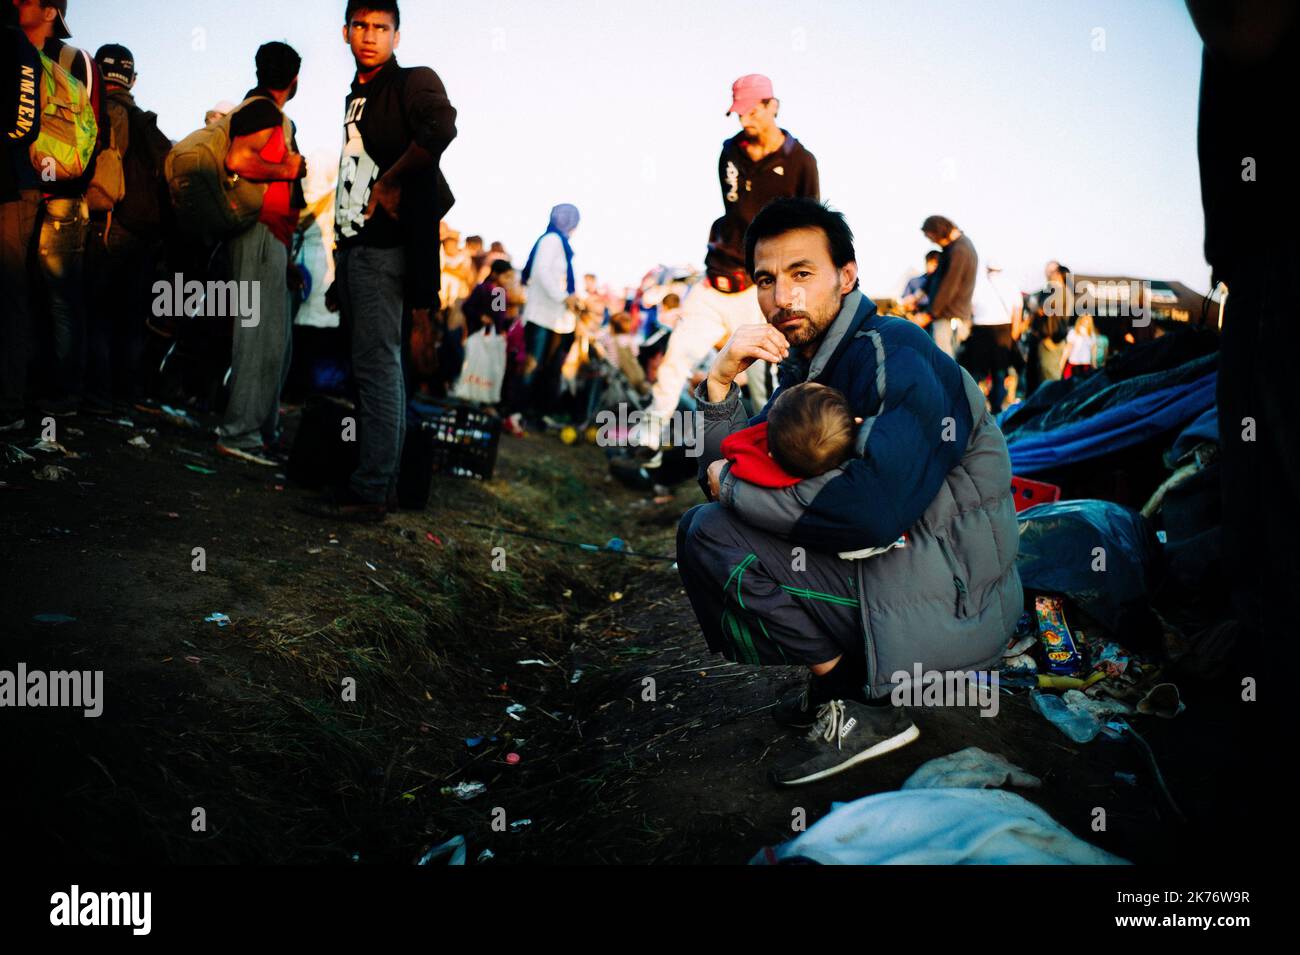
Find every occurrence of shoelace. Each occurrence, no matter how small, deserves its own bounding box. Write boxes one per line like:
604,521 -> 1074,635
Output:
807,700 -> 847,748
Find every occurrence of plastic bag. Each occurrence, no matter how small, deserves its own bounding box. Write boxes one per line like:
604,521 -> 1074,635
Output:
451,326 -> 507,405
1016,500 -> 1159,633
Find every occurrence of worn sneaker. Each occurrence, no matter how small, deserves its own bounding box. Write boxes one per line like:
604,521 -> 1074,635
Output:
771,682 -> 868,730
773,672 -> 869,730
216,442 -> 278,467
769,699 -> 919,787
260,439 -> 292,466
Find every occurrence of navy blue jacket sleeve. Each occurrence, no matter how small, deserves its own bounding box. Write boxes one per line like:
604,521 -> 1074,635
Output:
723,345 -> 972,552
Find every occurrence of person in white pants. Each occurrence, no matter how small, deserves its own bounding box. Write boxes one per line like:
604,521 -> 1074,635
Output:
647,280 -> 769,441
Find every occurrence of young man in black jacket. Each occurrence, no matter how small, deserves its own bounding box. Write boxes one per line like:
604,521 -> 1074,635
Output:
311,0 -> 457,520
0,2 -> 40,432
644,74 -> 819,451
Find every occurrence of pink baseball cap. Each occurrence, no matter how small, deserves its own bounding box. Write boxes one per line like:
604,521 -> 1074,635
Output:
726,74 -> 775,116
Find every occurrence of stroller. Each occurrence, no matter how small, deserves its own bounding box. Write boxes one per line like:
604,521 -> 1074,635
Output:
573,315 -> 653,431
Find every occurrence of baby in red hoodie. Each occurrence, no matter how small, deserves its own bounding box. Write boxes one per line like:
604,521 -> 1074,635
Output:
722,382 -> 859,488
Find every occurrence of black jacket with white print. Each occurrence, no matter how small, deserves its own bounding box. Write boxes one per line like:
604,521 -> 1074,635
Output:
704,129 -> 819,280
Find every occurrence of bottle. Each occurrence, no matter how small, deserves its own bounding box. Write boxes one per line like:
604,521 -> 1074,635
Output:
1030,689 -> 1101,743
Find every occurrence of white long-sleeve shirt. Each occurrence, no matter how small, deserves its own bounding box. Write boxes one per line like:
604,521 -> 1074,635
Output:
522,232 -> 575,335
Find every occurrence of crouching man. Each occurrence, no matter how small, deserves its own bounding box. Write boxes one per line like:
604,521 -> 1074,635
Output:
677,199 -> 1022,787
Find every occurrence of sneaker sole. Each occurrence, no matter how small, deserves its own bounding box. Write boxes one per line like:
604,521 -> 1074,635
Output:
216,445 -> 277,467
772,722 -> 920,787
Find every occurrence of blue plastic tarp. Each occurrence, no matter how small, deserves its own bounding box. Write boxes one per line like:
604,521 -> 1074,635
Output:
1006,371 -> 1217,475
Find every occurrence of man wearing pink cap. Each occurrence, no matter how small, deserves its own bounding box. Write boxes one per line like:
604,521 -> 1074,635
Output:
644,74 -> 819,451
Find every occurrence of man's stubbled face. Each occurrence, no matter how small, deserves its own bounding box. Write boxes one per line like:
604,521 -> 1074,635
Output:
753,227 -> 857,350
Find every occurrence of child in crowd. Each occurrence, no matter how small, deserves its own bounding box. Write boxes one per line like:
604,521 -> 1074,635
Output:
1060,314 -> 1100,379
597,311 -> 650,397
721,382 -> 859,488
439,228 -> 473,313
656,293 -> 683,331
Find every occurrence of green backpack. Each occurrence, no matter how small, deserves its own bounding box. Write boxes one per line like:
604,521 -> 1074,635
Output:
29,47 -> 98,184
164,96 -> 282,244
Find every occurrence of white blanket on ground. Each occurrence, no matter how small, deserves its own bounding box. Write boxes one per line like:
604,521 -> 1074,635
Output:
751,789 -> 1130,865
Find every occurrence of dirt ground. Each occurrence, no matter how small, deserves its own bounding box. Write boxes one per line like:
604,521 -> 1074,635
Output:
0,406 -> 1260,865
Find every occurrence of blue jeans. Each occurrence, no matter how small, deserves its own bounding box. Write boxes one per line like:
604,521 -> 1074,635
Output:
521,322 -> 573,420
38,197 -> 90,401
86,221 -> 152,408
337,244 -> 407,504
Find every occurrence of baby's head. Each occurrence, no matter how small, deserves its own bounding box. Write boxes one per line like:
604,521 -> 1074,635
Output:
766,382 -> 856,478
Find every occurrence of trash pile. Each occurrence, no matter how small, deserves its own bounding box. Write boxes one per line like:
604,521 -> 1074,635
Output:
968,329 -> 1236,838
1005,496 -> 1198,740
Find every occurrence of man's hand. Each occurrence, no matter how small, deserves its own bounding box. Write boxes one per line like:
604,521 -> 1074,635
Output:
707,324 -> 789,403
913,312 -> 933,329
364,175 -> 402,222
707,459 -> 727,501
292,154 -> 308,180
324,282 -> 339,314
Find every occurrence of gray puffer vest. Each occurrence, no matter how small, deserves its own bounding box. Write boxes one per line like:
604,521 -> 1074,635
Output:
855,370 -> 1023,696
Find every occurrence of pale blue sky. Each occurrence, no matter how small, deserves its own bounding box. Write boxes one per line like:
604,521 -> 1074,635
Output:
70,0 -> 1208,296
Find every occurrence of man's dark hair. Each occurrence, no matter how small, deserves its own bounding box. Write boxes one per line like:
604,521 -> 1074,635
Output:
745,198 -> 856,279
255,42 -> 301,91
489,259 -> 514,277
346,1 -> 400,29
921,215 -> 957,237
925,250 -> 941,264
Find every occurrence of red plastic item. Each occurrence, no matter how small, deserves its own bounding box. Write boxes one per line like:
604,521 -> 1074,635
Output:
1010,476 -> 1062,513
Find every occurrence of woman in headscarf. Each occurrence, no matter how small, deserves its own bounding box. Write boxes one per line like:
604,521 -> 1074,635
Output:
520,203 -> 580,425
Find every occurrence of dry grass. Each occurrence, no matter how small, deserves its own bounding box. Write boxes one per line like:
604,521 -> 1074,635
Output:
133,437 -> 688,862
